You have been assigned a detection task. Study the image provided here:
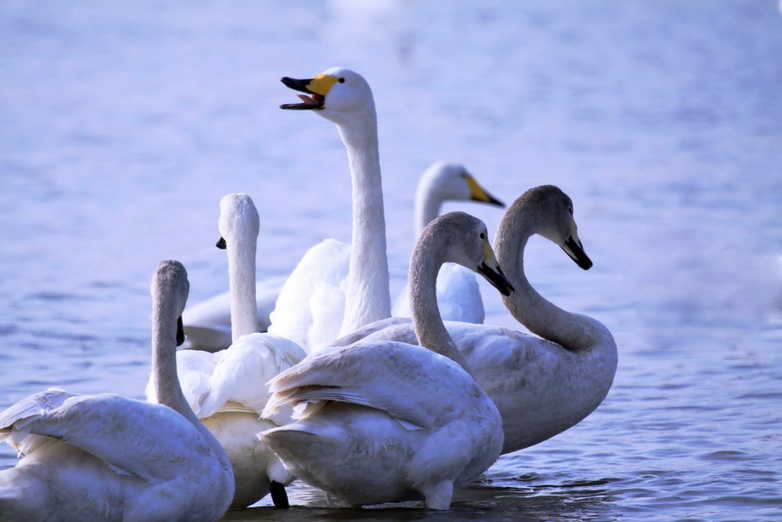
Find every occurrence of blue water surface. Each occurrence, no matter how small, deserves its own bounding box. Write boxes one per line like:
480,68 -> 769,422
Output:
1,1 -> 780,520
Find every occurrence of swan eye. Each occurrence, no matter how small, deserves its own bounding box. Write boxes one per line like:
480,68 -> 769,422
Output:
479,232 -> 486,240
338,77 -> 345,83
568,207 -> 573,215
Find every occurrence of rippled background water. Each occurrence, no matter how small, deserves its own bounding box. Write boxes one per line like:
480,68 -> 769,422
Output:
1,1 -> 781,520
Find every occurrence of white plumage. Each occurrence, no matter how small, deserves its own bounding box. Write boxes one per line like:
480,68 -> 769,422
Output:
332,186 -> 619,454
0,260 -> 234,522
261,212 -> 513,510
151,194 -> 305,509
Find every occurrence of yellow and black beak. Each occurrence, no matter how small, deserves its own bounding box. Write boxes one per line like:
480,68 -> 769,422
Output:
280,73 -> 341,110
280,77 -> 324,110
465,174 -> 504,207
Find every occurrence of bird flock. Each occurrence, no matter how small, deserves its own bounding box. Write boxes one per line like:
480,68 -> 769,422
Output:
0,67 -> 618,521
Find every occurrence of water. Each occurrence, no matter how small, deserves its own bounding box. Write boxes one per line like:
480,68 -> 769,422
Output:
1,0 -> 781,520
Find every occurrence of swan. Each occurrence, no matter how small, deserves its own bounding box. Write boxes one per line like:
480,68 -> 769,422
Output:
151,194 -> 306,509
268,67 -> 391,352
259,212 -> 513,510
392,161 -> 504,324
270,68 -> 506,349
332,185 -> 618,454
0,260 -> 234,522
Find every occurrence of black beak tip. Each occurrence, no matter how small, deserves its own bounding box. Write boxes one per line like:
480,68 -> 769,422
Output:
488,194 -> 505,208
479,263 -> 515,297
580,258 -> 593,270
564,238 -> 592,270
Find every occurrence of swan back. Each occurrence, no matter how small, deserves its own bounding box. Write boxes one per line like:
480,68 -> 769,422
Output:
261,341 -> 503,509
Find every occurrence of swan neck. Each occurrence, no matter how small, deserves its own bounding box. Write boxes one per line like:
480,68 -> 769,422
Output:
337,110 -> 391,335
149,290 -> 200,427
414,178 -> 441,236
496,205 -> 602,352
409,232 -> 473,374
228,234 -> 258,341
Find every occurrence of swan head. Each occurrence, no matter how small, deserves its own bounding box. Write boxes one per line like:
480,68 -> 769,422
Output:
280,67 -> 375,124
423,162 -> 504,207
151,260 -> 189,346
216,193 -> 260,251
531,186 -> 593,270
425,212 -> 514,297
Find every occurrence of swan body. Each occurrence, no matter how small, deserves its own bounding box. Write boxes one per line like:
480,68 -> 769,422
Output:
155,194 -> 306,509
261,212 -> 513,510
0,260 -> 234,522
331,186 -> 618,454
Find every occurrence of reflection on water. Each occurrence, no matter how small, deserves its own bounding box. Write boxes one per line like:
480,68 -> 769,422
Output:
224,475 -> 618,522
1,1 -> 781,520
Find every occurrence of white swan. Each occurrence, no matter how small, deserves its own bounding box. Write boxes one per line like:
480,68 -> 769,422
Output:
0,260 -> 234,522
260,212 -> 513,510
270,69 -> 506,349
332,185 -> 618,454
268,67 -> 391,351
151,194 -> 306,509
393,161 -> 504,323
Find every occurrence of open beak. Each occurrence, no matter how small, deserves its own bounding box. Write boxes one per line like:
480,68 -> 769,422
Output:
280,77 -> 325,110
562,236 -> 593,270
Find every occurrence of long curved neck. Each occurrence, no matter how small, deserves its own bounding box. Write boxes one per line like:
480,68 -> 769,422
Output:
228,233 -> 258,341
337,108 -> 391,335
495,203 -> 607,352
149,287 -> 201,428
414,176 -> 441,236
409,229 -> 472,374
